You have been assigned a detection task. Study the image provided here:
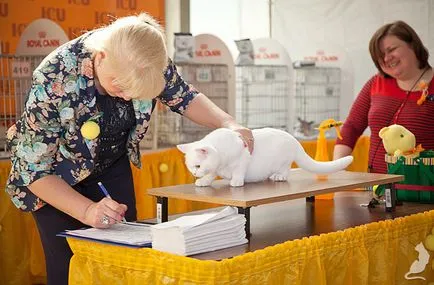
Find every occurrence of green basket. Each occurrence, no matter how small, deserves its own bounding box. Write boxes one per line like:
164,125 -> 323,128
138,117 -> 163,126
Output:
385,150 -> 434,203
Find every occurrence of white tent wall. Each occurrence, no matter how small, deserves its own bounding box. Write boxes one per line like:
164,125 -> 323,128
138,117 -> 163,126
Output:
190,0 -> 270,59
189,0 -> 434,126
272,0 -> 434,124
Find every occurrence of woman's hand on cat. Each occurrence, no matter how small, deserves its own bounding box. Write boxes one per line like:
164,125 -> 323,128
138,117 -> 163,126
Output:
228,125 -> 254,154
220,120 -> 254,153
238,130 -> 254,154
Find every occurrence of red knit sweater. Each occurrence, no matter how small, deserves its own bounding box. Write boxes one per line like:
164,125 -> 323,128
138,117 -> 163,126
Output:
336,74 -> 434,174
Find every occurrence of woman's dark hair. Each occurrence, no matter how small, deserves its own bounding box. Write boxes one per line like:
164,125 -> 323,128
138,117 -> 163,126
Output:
369,20 -> 430,77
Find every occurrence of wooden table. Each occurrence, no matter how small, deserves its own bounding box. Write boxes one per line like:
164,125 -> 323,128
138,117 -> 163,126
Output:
67,191 -> 434,284
191,191 -> 434,260
147,169 -> 404,237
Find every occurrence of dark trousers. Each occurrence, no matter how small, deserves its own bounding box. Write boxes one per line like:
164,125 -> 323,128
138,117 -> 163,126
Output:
32,155 -> 137,285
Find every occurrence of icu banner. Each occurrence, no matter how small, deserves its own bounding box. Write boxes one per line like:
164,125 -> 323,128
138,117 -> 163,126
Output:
0,0 -> 165,54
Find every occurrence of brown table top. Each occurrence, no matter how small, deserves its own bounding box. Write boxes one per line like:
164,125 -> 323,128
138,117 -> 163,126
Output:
147,169 -> 404,207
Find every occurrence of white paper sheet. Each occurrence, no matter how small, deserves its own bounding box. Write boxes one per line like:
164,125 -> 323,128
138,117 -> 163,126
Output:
63,223 -> 151,246
151,206 -> 238,231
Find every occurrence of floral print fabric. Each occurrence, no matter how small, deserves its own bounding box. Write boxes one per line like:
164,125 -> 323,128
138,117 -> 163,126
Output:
6,32 -> 199,211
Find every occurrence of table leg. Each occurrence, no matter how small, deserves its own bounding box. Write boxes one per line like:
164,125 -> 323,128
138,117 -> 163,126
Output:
385,183 -> 397,212
156,196 -> 168,223
237,207 -> 251,240
306,196 -> 315,202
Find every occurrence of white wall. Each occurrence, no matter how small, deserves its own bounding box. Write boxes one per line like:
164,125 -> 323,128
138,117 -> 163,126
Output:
272,0 -> 434,120
189,0 -> 434,121
165,0 -> 182,58
190,0 -> 269,59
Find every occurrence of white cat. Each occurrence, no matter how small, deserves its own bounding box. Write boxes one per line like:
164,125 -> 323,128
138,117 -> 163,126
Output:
177,128 -> 354,187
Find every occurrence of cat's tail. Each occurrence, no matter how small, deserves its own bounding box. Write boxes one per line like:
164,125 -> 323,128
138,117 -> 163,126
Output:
294,144 -> 353,174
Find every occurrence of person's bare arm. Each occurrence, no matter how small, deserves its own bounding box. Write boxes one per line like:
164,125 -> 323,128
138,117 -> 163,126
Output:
333,144 -> 353,159
183,93 -> 254,153
333,77 -> 375,160
28,175 -> 126,228
183,93 -> 234,128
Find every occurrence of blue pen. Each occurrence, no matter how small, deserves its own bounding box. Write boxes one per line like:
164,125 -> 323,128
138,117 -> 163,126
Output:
97,181 -> 127,223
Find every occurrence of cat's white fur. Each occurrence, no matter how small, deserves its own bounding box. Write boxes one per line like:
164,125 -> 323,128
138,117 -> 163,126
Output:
177,128 -> 354,187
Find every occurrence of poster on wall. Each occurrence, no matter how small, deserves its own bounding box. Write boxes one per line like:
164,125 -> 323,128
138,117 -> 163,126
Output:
192,34 -> 236,116
15,18 -> 69,56
251,38 -> 292,67
0,0 -> 165,54
193,34 -> 234,65
173,32 -> 194,64
234,38 -> 254,66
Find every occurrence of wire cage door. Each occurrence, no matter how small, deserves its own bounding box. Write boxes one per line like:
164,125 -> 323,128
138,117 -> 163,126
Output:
0,55 -> 45,157
293,66 -> 341,139
235,65 -> 290,131
156,63 -> 230,147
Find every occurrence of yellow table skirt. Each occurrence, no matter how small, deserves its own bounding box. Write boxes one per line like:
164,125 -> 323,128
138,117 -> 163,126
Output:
131,148 -> 221,220
67,210 -> 434,284
0,137 -> 370,285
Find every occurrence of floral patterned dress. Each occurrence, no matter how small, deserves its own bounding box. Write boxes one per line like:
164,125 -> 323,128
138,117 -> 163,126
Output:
6,32 -> 199,212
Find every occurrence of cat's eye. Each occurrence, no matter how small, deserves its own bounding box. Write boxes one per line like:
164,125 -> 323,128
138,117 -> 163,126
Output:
400,134 -> 404,138
194,165 -> 201,169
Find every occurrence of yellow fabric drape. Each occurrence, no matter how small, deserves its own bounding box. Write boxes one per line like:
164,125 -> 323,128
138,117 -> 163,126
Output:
294,136 -> 369,173
0,160 -> 47,285
68,210 -> 434,284
0,137 -> 370,285
346,135 -> 370,172
131,148 -> 221,220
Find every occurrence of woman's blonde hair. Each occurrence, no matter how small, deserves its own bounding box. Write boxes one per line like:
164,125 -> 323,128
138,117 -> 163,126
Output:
85,12 -> 168,99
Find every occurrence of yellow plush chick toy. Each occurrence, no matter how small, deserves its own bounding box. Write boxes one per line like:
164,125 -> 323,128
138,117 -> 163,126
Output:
379,124 -> 424,158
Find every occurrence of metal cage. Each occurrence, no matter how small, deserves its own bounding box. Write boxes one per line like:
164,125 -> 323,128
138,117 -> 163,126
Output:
0,54 -> 45,157
293,66 -> 341,139
235,65 -> 291,131
154,63 -> 230,147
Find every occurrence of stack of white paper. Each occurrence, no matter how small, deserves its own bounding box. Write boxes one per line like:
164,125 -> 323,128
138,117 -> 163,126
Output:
151,207 -> 248,256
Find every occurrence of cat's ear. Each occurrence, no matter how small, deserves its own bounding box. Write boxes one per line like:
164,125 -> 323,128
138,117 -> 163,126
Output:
195,148 -> 208,156
177,143 -> 193,154
195,146 -> 215,158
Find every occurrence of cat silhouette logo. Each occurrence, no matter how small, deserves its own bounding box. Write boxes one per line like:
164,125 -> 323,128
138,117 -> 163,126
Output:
405,230 -> 434,281
405,242 -> 429,280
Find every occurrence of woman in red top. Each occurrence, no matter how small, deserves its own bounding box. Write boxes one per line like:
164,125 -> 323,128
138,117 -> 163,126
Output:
334,21 -> 434,174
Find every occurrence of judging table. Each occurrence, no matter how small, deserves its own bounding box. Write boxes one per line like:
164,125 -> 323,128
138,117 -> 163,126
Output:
0,136 -> 374,285
148,169 -> 404,237
67,191 -> 434,284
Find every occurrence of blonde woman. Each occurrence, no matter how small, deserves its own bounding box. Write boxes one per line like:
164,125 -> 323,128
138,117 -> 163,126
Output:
6,13 -> 253,285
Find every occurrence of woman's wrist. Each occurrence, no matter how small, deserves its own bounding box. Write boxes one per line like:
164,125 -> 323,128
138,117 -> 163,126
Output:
221,118 -> 242,130
81,201 -> 95,225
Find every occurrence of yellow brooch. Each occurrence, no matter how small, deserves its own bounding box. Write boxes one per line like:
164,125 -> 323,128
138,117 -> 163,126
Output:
80,113 -> 103,140
417,80 -> 429,105
81,121 -> 100,140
